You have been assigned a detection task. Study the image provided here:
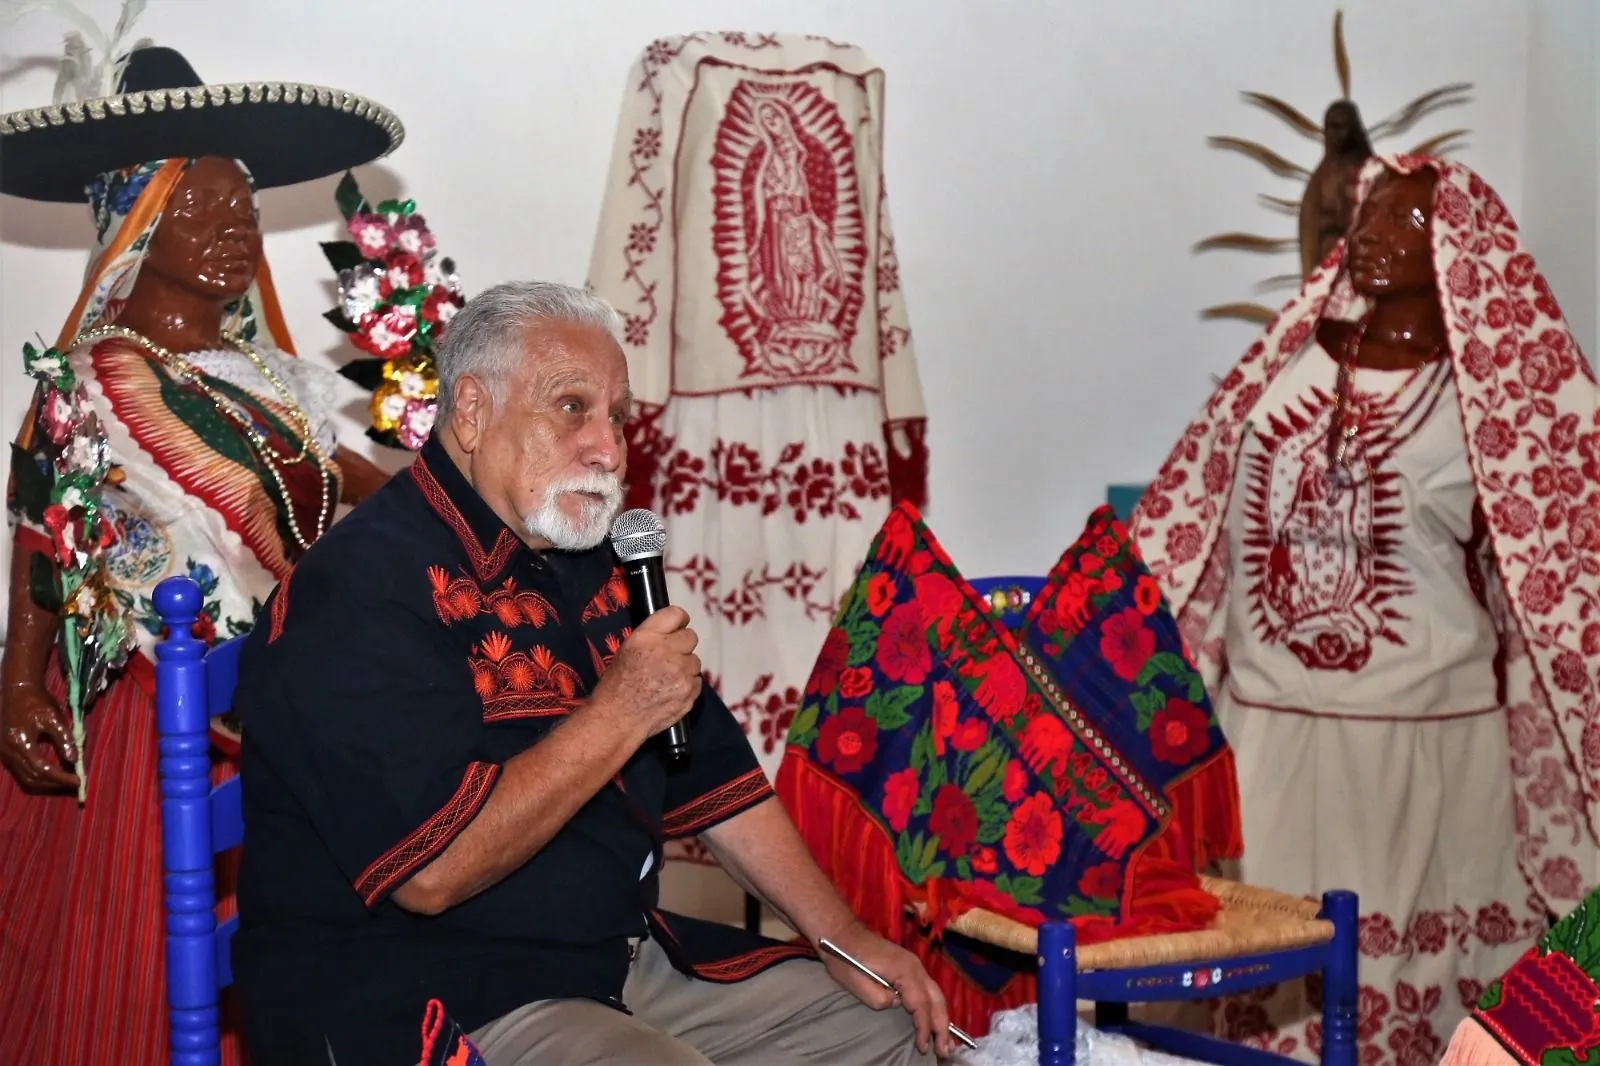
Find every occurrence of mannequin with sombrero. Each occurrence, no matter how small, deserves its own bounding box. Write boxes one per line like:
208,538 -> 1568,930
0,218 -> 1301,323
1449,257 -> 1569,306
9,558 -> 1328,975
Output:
0,13 -> 402,1064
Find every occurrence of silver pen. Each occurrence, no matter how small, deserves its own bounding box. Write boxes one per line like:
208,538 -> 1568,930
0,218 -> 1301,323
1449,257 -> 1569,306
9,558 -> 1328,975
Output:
818,937 -> 978,1050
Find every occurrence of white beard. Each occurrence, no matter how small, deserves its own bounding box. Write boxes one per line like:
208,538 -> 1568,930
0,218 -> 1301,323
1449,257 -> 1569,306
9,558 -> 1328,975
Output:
523,471 -> 624,551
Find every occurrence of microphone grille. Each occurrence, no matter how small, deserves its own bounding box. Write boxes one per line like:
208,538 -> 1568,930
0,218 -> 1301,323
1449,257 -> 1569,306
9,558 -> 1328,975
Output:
609,508 -> 667,562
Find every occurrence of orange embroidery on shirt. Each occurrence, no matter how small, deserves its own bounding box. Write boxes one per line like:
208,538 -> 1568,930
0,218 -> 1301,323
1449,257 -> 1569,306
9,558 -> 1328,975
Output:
582,567 -> 630,622
470,634 -> 582,721
485,577 -> 555,628
429,565 -> 484,624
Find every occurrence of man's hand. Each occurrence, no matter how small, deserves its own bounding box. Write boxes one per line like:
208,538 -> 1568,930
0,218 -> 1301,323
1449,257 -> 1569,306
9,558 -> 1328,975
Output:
1,682 -> 79,793
819,919 -> 951,1058
589,605 -> 702,740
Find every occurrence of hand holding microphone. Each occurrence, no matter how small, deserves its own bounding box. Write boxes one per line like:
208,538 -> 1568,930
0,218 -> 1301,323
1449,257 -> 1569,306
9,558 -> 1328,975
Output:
606,509 -> 695,760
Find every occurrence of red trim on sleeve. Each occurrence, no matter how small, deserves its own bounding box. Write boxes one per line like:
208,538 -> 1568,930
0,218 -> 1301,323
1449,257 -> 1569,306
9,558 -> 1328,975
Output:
661,767 -> 773,838
353,760 -> 501,907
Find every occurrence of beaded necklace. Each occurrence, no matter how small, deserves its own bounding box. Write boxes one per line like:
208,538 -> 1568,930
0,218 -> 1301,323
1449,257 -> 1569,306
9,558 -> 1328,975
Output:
70,324 -> 338,551
1323,320 -> 1452,499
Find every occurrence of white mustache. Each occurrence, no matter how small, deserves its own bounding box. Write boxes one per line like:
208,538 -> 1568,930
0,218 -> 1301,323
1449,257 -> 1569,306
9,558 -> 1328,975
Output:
545,472 -> 623,507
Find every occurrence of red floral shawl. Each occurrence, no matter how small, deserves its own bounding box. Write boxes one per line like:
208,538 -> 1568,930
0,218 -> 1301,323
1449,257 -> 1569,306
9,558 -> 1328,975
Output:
1131,156 -> 1600,913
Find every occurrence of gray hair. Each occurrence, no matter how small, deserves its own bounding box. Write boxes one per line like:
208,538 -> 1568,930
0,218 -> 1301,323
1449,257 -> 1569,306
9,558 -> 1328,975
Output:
434,281 -> 622,418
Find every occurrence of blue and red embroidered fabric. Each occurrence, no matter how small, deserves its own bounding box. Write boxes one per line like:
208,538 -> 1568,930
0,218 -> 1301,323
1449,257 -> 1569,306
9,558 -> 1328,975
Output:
777,502 -> 1242,1034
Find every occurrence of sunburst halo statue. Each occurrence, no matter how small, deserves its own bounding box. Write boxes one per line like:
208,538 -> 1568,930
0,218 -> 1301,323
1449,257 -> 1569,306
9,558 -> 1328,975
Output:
1197,11 -> 1472,325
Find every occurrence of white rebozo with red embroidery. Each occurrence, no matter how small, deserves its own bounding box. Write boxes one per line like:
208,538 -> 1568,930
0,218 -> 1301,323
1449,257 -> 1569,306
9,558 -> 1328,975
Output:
587,33 -> 930,798
1130,155 -> 1600,1059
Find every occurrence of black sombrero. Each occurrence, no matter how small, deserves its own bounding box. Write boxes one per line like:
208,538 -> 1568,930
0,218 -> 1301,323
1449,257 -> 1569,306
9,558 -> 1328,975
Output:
0,45 -> 404,203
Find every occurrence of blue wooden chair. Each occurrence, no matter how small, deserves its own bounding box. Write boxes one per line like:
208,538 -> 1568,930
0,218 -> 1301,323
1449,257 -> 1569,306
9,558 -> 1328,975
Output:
154,575 -> 246,1066
964,574 -> 1359,1065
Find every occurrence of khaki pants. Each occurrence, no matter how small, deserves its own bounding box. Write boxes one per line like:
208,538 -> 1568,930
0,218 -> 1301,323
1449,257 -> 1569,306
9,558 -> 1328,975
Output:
469,939 -> 939,1065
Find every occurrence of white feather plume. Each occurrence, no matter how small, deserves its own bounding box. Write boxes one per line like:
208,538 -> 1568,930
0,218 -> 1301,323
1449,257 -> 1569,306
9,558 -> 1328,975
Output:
0,0 -> 150,103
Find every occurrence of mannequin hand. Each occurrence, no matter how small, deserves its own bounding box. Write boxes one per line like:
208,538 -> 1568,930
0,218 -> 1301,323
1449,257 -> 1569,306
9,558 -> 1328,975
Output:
1,683 -> 79,793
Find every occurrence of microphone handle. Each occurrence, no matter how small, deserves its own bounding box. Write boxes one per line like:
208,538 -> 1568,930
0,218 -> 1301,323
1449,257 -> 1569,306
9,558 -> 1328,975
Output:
621,556 -> 691,762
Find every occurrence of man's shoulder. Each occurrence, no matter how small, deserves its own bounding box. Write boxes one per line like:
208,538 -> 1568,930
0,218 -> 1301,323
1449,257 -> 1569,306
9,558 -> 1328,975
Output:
277,469 -> 450,622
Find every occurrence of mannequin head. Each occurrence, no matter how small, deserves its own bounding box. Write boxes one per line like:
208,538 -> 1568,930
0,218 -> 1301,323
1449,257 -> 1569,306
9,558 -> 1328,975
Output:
139,156 -> 262,301
1347,169 -> 1438,299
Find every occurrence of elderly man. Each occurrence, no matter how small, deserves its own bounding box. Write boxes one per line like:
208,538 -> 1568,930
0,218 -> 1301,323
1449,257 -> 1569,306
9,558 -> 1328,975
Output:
231,281 -> 948,1066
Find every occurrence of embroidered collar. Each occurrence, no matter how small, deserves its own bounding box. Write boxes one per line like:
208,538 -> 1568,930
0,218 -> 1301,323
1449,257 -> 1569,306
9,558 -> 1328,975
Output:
411,436 -> 524,584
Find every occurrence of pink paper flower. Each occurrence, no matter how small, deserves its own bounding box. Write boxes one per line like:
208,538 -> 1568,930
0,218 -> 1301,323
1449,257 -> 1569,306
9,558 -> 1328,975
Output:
393,215 -> 437,259
347,213 -> 395,258
398,398 -> 436,450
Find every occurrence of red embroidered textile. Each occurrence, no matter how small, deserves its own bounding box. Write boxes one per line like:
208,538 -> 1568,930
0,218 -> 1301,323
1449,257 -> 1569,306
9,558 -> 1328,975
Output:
778,502 -> 1241,1034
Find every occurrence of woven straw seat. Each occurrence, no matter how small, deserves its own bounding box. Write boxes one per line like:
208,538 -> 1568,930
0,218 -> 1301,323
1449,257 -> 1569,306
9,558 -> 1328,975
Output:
935,877 -> 1335,972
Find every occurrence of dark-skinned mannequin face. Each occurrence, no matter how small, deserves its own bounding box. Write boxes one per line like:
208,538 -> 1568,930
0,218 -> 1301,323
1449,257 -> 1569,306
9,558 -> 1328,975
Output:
1341,169 -> 1448,369
113,156 -> 263,353
1348,170 -> 1436,298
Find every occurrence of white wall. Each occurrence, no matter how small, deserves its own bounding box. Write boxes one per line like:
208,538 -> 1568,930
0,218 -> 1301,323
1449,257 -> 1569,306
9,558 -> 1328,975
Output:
0,0 -> 1545,617
1522,0 -> 1599,358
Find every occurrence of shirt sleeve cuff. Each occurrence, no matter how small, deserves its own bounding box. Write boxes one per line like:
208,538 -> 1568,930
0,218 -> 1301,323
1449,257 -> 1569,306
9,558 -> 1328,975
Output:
661,768 -> 773,839
352,760 -> 501,908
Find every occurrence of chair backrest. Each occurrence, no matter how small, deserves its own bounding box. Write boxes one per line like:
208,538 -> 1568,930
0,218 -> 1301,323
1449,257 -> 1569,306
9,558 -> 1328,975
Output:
968,486 -> 1145,625
967,576 -> 1046,625
154,575 -> 247,1066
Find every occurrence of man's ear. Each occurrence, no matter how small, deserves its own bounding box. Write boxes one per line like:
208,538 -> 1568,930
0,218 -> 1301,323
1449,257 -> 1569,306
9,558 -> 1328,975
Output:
449,377 -> 489,453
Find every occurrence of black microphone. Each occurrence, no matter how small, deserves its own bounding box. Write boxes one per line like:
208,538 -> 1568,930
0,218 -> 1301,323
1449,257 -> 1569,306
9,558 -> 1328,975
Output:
608,508 -> 690,762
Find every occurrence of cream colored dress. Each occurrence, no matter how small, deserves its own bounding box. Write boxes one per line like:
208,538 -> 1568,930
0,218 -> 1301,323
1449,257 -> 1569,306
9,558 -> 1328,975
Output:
1206,345 -> 1541,1063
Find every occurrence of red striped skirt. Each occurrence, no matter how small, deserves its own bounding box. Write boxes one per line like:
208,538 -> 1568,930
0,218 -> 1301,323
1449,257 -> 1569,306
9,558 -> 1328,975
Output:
0,655 -> 243,1066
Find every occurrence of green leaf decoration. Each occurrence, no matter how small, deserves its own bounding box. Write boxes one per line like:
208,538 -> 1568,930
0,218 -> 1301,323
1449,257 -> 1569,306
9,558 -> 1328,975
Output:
376,198 -> 418,217
977,797 -> 1010,845
1477,979 -> 1502,1010
1544,890 -> 1600,974
1135,650 -> 1194,688
865,685 -> 920,730
321,240 -> 370,273
334,171 -> 369,222
995,873 -> 1045,906
1540,1049 -> 1587,1066
964,745 -> 1006,796
364,426 -> 403,449
1129,688 -> 1168,731
10,443 -> 52,524
786,702 -> 820,749
896,831 -> 941,882
1059,896 -> 1118,919
845,620 -> 879,666
323,308 -> 359,335
28,551 -> 61,614
909,725 -> 933,773
338,358 -> 387,392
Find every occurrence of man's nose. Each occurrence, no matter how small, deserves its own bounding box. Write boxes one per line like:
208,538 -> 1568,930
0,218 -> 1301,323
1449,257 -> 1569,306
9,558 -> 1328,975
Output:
584,420 -> 622,473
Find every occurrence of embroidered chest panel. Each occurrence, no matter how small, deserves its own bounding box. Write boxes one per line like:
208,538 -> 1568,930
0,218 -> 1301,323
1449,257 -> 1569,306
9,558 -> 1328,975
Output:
428,559 -> 634,724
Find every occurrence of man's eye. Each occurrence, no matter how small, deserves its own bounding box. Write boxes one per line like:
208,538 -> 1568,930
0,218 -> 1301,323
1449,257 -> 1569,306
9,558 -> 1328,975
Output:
562,401 -> 582,414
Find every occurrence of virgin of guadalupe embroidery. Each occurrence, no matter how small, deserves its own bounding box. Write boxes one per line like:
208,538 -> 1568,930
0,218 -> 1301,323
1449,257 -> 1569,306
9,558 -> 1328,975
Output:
1240,381 -> 1415,673
712,80 -> 866,379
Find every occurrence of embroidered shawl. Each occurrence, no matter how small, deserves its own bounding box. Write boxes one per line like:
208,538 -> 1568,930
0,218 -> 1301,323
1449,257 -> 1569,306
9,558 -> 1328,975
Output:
585,32 -> 929,508
1130,156 -> 1600,911
777,502 -> 1241,1034
1441,882 -> 1600,1065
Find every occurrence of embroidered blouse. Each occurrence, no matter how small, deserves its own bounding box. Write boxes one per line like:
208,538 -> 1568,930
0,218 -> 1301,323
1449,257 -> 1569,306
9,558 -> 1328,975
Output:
12,335 -> 344,658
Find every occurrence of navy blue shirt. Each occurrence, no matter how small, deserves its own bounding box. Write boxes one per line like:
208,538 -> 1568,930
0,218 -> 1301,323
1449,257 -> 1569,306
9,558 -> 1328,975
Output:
233,437 -> 807,1066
